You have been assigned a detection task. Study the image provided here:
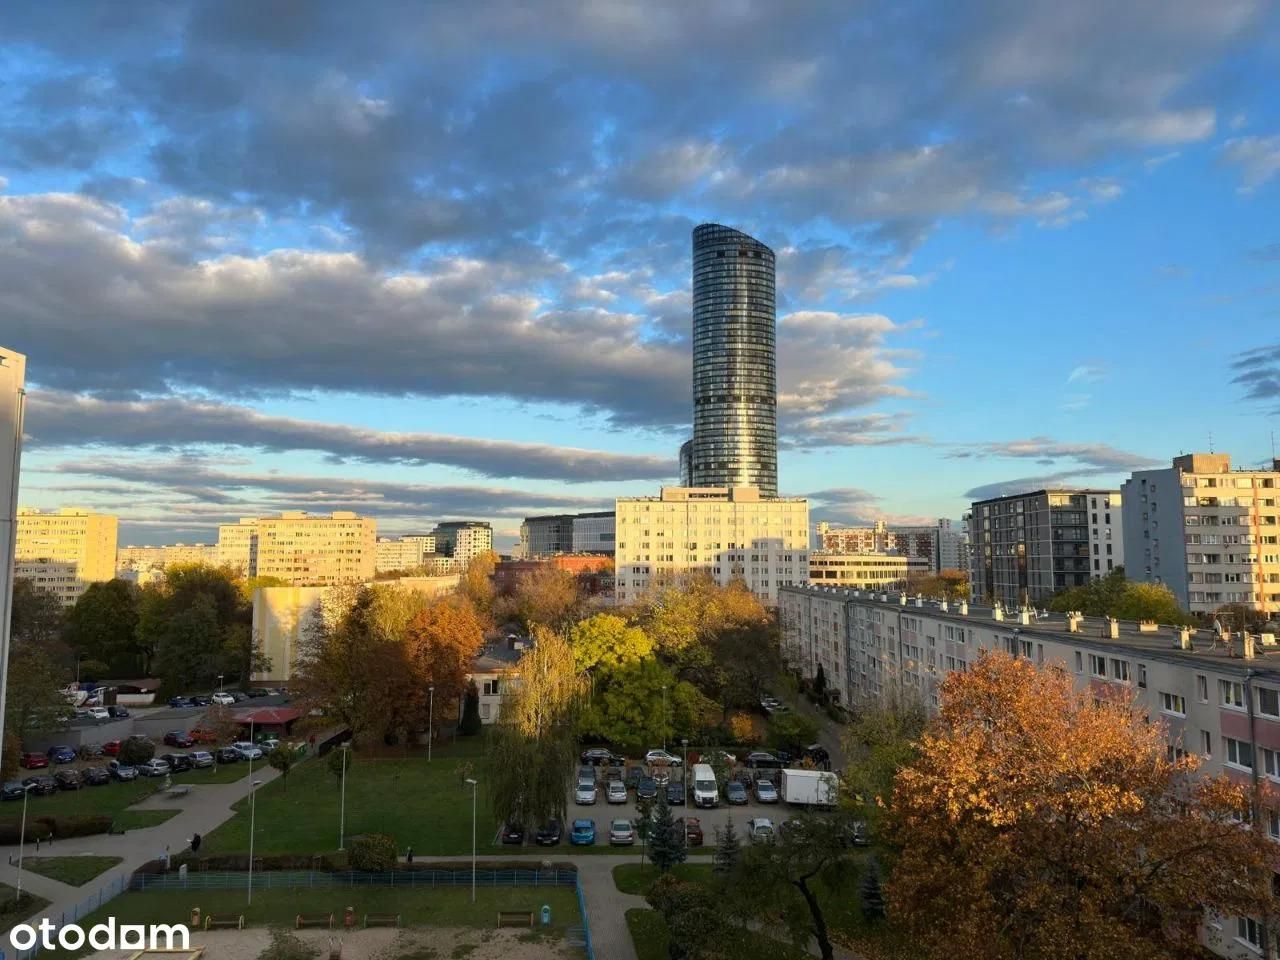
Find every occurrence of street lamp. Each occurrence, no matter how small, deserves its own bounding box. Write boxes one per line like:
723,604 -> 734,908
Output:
465,778 -> 478,903
75,653 -> 87,686
681,738 -> 689,790
217,674 -> 225,694
428,685 -> 435,763
14,781 -> 33,901
661,685 -> 668,752
338,744 -> 350,851
247,779 -> 263,905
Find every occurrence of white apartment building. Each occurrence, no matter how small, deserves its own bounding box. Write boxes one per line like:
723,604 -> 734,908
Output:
1124,453 -> 1280,616
15,507 -> 118,606
614,486 -> 809,605
254,511 -> 377,585
217,518 -> 260,575
809,553 -> 930,591
815,519 -> 967,574
375,535 -> 437,572
432,521 -> 493,565
779,582 -> 1280,959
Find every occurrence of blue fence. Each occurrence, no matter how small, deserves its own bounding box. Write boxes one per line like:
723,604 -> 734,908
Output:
12,873 -> 128,960
131,867 -> 579,890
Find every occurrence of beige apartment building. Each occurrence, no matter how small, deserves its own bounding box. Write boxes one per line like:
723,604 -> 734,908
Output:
1124,453 -> 1280,617
810,552 -> 929,589
614,486 -> 809,605
217,517 -> 260,575
1,347 -> 26,702
117,543 -> 218,576
16,507 -> 118,606
252,511 -> 376,585
779,582 -> 1280,958
374,535 -> 437,573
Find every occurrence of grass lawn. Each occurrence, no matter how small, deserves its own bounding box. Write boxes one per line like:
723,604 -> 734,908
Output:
21,855 -> 123,886
613,861 -> 714,895
181,762 -> 253,784
626,907 -> 810,960
0,779 -> 156,823
114,809 -> 181,831
0,882 -> 50,931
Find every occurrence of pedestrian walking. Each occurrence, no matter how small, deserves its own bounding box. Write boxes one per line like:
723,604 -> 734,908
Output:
191,832 -> 202,854
406,846 -> 414,865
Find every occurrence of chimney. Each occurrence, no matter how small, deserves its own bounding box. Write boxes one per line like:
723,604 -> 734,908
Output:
958,600 -> 969,615
1107,618 -> 1119,639
1176,626 -> 1191,650
1018,607 -> 1031,626
899,592 -> 907,606
939,599 -> 949,612
1067,612 -> 1081,633
993,604 -> 1004,622
1244,632 -> 1257,660
914,595 -> 923,608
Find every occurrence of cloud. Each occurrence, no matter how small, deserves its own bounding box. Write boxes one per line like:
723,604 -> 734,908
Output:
1230,343 -> 1280,402
1249,243 -> 1280,262
782,412 -> 930,450
963,468 -> 1122,501
1066,364 -> 1107,384
23,390 -> 675,482
1221,135 -> 1280,190
805,486 -> 941,527
950,437 -> 1159,472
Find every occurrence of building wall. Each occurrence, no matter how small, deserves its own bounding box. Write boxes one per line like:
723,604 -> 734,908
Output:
116,543 -> 218,575
615,486 -> 808,605
493,555 -> 614,595
251,585 -> 328,683
433,522 -> 493,564
375,536 -> 435,572
808,553 -> 929,589
217,518 -> 260,576
519,515 -> 575,558
15,507 -> 118,606
254,511 -> 377,585
815,519 -> 966,574
571,513 -> 616,555
0,348 -> 25,770
1083,491 -> 1124,579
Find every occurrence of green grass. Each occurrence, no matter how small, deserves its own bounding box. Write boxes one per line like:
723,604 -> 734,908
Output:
613,861 -> 714,895
0,779 -> 157,826
0,882 -> 50,931
114,809 -> 181,830
180,761 -> 253,784
20,855 -> 123,886
626,907 -> 811,960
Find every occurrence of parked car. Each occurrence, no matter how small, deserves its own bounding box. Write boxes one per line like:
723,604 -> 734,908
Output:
747,817 -> 776,843
677,816 -> 704,846
652,769 -> 670,786
755,779 -> 779,803
189,750 -> 215,769
213,747 -> 239,764
570,819 -> 596,845
78,743 -> 105,760
745,751 -> 781,769
81,767 -> 110,786
106,705 -> 130,719
603,765 -> 624,782
246,688 -> 270,698
53,770 -> 82,791
580,747 -> 623,766
636,777 -> 658,801
644,749 -> 682,766
230,691 -> 250,703
161,753 -> 193,773
101,740 -> 122,756
575,781 -> 598,805
164,731 -> 195,748
138,759 -> 171,777
107,761 -> 138,781
190,695 -> 213,707
1,781 -> 27,801
190,727 -> 219,744
606,780 -> 628,804
501,822 -> 525,845
666,782 -> 686,805
609,819 -> 636,845
624,765 -> 644,790
46,745 -> 76,764
725,781 -> 748,805
258,738 -> 280,753
535,819 -> 563,845
19,752 -> 49,769
86,707 -> 111,722
577,765 -> 596,783
22,775 -> 56,796
232,742 -> 263,760
211,692 -> 235,705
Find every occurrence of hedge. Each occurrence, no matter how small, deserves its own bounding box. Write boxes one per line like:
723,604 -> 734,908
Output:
0,820 -> 53,844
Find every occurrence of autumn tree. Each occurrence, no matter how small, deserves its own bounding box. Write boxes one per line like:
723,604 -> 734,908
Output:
568,614 -> 653,673
10,578 -> 64,649
404,594 -> 486,740
1048,568 -> 1189,624
458,550 -> 498,621
644,575 -> 768,658
886,651 -> 1277,960
581,658 -> 712,753
507,565 -> 582,630
905,568 -> 969,601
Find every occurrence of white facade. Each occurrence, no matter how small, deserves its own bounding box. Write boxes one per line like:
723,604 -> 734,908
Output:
433,522 -> 493,565
809,552 -> 929,590
255,511 -> 377,585
375,536 -> 436,572
614,486 -> 808,605
1084,491 -> 1124,579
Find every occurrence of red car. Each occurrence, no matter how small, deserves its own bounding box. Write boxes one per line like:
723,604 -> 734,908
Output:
102,740 -> 122,756
163,731 -> 195,748
189,728 -> 219,744
19,752 -> 49,769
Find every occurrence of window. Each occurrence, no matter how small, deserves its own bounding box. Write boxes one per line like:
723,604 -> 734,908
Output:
1197,675 -> 1209,703
1221,680 -> 1246,709
1111,658 -> 1130,682
1138,664 -> 1147,688
1201,730 -> 1212,757
1225,737 -> 1254,770
1264,747 -> 1280,781
1259,687 -> 1280,719
1270,811 -> 1280,841
1160,692 -> 1186,716
1075,651 -> 1083,673
1237,916 -> 1262,950
1089,654 -> 1106,678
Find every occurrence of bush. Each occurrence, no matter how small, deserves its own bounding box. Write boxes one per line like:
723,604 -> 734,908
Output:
172,851 -> 350,872
119,737 -> 155,766
41,814 -> 114,838
258,929 -> 320,960
0,819 -> 53,844
348,833 -> 397,871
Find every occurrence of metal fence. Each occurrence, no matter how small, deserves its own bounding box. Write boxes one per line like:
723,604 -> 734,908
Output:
13,873 -> 129,960
131,867 -> 579,890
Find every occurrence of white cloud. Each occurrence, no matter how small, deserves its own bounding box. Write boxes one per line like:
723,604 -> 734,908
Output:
1221,135 -> 1280,190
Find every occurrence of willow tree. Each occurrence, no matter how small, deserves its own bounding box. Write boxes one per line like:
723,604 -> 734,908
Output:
489,627 -> 585,828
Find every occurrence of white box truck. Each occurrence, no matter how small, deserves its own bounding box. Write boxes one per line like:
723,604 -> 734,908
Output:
691,763 -> 719,808
780,768 -> 839,807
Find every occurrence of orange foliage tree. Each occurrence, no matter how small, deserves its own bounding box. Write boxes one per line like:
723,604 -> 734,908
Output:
405,594 -> 486,738
887,651 -> 1277,960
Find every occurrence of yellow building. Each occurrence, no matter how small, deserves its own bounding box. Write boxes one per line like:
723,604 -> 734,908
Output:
16,507 -> 119,606
254,511 -> 377,585
217,517 -> 260,575
116,543 -> 218,577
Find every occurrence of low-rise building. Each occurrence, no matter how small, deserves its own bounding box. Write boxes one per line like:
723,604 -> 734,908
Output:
493,554 -> 613,596
15,507 -> 118,606
815,518 -> 967,574
809,552 -> 929,590
116,543 -> 218,578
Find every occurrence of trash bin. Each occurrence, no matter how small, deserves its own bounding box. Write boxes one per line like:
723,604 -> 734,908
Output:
541,904 -> 551,926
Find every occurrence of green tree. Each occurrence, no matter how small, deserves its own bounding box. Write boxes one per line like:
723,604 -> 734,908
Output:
64,579 -> 140,676
646,791 -> 686,874
458,550 -> 498,621
568,614 -> 653,673
267,745 -> 295,791
119,737 -> 155,766
840,690 -> 927,833
582,659 -> 711,753
860,856 -> 886,922
152,593 -> 223,693
349,833 -> 396,871
3,646 -> 68,744
1048,568 -> 1190,625
138,563 -> 254,686
10,578 -> 64,648
646,874 -> 728,960
813,663 -> 827,697
767,710 -> 820,755
712,815 -> 741,882
326,744 -> 353,784
458,680 -> 482,736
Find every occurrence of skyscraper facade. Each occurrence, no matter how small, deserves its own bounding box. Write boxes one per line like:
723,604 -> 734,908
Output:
687,223 -> 778,497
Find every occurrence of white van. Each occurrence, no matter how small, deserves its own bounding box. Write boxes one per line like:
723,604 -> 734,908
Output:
691,763 -> 718,808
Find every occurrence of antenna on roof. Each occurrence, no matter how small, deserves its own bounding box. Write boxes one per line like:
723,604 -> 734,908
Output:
1208,430 -> 1214,453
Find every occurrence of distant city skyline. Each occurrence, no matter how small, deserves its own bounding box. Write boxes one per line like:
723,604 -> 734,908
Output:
2,3 -> 1279,549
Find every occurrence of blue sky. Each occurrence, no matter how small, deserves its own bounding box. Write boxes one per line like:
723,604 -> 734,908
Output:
1,1 -> 1279,550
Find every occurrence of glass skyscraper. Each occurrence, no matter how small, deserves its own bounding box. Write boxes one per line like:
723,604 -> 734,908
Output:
686,223 -> 778,497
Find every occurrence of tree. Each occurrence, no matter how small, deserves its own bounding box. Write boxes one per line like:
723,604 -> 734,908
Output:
1047,568 -> 1190,625
727,711 -> 761,747
646,874 -> 728,960
860,856 -> 886,922
4,646 -> 69,745
458,550 -> 498,620
568,614 -> 653,673
201,703 -> 242,744
644,575 -> 769,658
64,579 -> 141,676
905,568 -> 970,602
139,563 -> 256,686
712,815 -> 741,881
326,745 -> 353,785
581,659 -> 712,753
267,745 -> 295,791
152,593 -> 223,693
119,737 -> 155,766
404,594 -> 485,740
508,565 -> 582,630
647,791 -> 686,874
767,710 -> 820,755
458,680 -> 482,736
10,578 -> 64,648
887,651 -> 1278,960
840,689 -> 927,832
813,663 -> 827,697
349,833 -> 396,871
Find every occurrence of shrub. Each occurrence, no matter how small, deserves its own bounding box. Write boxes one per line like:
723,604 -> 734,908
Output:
0,819 -> 53,844
258,929 -> 320,960
349,833 -> 397,871
41,814 -> 113,838
172,852 -> 350,872
119,737 -> 155,766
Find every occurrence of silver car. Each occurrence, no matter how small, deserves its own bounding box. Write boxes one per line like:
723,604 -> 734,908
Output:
754,779 -> 779,803
606,780 -> 628,804
575,781 -> 598,805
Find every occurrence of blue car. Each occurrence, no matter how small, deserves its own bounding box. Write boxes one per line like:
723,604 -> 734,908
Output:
168,696 -> 193,708
46,745 -> 76,764
570,819 -> 596,846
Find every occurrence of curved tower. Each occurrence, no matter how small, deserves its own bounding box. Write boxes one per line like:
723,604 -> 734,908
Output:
689,223 -> 777,497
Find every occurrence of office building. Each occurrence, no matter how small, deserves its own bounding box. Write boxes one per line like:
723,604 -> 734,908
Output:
116,543 -> 218,577
815,519 -> 968,574
518,511 -> 615,558
1123,453 -> 1280,615
15,508 -> 119,606
571,512 -> 615,555
778,582 -> 1279,959
432,521 -> 492,564
217,518 -> 260,576
493,554 -> 614,596
682,223 -> 778,497
254,511 -> 377,585
375,535 -> 437,573
968,489 -> 1122,608
614,486 -> 808,605
809,552 -> 930,589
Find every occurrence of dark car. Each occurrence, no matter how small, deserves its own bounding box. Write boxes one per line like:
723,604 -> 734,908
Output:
666,782 -> 686,805
81,767 -> 110,786
214,747 -> 239,764
580,747 -> 622,766
168,696 -> 193,708
577,765 -> 596,784
46,745 -> 76,764
678,816 -> 704,846
230,691 -> 250,702
535,819 -> 563,845
163,731 -> 195,748
725,781 -> 748,805
745,751 -> 781,769
624,765 -> 645,789
636,777 -> 658,801
19,752 -> 48,769
161,753 -> 194,773
106,705 -> 130,719
22,775 -> 56,796
53,770 -> 82,791
2,781 -> 27,801
245,688 -> 270,698
190,695 -> 213,707
501,822 -> 525,845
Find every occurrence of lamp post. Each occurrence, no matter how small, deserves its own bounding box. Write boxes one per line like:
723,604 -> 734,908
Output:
217,674 -> 225,694
247,779 -> 262,905
15,782 -> 32,901
681,737 -> 689,791
338,744 -> 349,851
428,685 -> 435,763
75,653 -> 87,686
465,778 -> 478,903
661,684 -> 668,752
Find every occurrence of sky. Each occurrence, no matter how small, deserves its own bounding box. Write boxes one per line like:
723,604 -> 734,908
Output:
2,1 -> 1279,551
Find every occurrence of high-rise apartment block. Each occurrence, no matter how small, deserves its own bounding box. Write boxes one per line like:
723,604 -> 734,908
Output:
253,511 -> 376,585
614,486 -> 808,605
117,543 -> 218,579
682,224 -> 778,497
1123,453 -> 1280,615
217,518 -> 260,575
374,535 -> 438,573
519,511 -> 615,558
0,348 -> 26,779
968,489 -> 1123,608
815,518 -> 967,574
15,507 -> 119,606
431,521 -> 492,564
